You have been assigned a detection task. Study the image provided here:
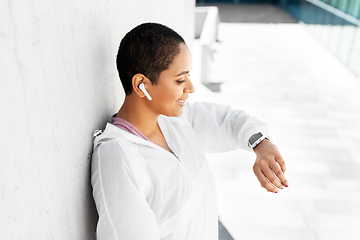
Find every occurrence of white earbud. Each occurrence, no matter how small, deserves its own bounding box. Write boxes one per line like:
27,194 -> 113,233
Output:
139,83 -> 152,101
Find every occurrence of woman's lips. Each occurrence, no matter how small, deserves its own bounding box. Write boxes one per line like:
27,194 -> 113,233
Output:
176,99 -> 186,106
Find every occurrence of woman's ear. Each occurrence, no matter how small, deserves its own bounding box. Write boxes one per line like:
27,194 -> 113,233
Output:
132,74 -> 150,99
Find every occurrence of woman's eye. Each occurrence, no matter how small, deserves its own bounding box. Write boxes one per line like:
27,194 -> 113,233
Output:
176,80 -> 185,84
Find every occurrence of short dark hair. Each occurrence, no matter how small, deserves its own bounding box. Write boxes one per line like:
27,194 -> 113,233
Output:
116,23 -> 185,95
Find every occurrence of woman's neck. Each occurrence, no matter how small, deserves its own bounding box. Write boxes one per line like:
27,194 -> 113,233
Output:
116,96 -> 159,138
117,95 -> 173,153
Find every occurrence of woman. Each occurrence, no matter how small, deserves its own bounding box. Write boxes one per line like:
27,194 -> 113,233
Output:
91,23 -> 288,240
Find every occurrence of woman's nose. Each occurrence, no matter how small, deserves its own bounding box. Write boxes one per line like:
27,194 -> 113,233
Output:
184,77 -> 195,93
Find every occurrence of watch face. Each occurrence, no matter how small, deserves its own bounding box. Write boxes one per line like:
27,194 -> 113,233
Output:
249,132 -> 263,145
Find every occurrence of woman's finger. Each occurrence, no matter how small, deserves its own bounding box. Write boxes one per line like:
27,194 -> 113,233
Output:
261,165 -> 283,189
269,161 -> 289,187
253,166 -> 278,193
275,153 -> 287,173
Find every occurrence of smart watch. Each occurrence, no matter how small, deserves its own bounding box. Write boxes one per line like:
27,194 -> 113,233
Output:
249,132 -> 266,150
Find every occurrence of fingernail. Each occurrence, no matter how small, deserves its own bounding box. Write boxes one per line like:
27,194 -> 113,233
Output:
275,191 -> 278,193
285,185 -> 289,187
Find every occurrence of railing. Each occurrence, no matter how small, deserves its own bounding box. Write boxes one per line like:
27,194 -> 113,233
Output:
318,0 -> 360,20
279,0 -> 360,76
196,0 -> 360,77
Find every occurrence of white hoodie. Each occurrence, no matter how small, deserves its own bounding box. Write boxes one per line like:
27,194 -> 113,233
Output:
91,102 -> 269,240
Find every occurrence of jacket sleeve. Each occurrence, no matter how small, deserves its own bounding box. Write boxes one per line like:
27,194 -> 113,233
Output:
182,101 -> 270,153
91,141 -> 160,240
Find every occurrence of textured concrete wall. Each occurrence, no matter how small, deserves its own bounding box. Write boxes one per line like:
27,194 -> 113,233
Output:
0,0 -> 194,239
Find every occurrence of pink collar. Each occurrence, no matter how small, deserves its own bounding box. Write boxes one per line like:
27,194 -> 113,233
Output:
111,115 -> 150,141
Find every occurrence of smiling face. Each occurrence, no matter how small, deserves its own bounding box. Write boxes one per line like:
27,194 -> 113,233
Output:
146,43 -> 195,117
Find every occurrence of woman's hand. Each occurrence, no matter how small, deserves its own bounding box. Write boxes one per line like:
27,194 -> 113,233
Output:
252,139 -> 288,193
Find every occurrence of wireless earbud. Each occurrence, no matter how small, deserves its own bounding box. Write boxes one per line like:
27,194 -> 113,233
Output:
139,83 -> 152,101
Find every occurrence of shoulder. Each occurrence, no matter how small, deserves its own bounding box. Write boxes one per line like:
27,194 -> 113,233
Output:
92,139 -> 129,172
92,137 -> 152,194
93,136 -> 145,166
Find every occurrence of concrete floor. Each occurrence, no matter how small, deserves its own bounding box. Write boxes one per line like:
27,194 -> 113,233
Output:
192,16 -> 360,240
214,3 -> 297,23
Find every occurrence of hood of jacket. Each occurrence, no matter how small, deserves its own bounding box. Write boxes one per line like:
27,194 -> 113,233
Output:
93,122 -> 154,150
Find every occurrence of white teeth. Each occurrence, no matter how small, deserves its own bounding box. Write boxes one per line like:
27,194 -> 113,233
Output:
177,100 -> 185,103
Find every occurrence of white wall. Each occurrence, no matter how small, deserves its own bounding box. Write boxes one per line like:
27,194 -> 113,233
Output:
0,0 -> 194,239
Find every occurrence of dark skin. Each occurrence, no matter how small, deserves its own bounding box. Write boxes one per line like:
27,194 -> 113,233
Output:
116,43 -> 288,193
117,44 -> 194,153
253,139 -> 288,192
117,101 -> 171,152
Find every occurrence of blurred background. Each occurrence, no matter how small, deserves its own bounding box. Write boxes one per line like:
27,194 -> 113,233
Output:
1,0 -> 360,239
192,1 -> 360,240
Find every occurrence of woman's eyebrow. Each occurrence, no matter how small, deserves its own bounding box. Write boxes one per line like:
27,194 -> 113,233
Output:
176,70 -> 191,77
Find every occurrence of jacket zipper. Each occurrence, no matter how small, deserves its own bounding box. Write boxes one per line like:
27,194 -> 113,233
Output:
173,153 -> 194,182
142,136 -> 195,182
